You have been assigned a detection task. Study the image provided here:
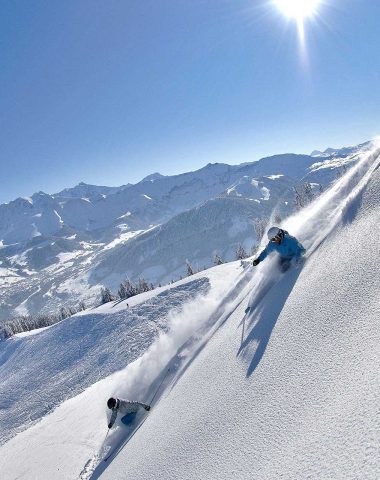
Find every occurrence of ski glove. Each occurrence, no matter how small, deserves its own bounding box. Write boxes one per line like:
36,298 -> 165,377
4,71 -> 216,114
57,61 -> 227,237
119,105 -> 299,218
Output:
144,405 -> 151,411
252,259 -> 260,266
108,423 -> 112,429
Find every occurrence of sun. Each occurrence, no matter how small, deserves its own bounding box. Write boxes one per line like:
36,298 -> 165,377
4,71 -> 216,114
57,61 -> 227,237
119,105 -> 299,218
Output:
272,0 -> 323,56
274,0 -> 321,20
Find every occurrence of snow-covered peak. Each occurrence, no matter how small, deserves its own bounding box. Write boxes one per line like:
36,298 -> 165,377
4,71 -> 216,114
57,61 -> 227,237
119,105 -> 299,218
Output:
310,149 -> 325,157
310,141 -> 372,158
141,173 -> 165,183
55,182 -> 126,199
202,162 -> 230,171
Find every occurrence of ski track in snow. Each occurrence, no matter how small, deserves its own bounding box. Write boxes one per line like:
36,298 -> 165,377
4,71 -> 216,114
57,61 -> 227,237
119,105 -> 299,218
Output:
0,277 -> 209,446
0,261 -> 246,479
97,143 -> 380,480
83,260 -> 254,478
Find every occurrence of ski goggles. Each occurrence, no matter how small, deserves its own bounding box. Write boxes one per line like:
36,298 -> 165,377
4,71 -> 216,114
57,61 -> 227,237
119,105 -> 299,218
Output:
271,230 -> 284,242
271,234 -> 282,242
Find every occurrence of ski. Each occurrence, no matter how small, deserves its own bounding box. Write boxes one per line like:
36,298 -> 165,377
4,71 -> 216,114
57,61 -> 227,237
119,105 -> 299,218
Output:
103,410 -> 150,462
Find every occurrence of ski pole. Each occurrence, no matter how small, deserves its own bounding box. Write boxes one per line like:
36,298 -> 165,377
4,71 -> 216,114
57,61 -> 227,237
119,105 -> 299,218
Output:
102,426 -> 110,443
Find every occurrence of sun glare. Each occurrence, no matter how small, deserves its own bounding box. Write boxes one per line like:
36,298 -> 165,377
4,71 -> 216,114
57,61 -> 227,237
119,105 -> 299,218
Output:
274,0 -> 320,20
273,0 -> 322,59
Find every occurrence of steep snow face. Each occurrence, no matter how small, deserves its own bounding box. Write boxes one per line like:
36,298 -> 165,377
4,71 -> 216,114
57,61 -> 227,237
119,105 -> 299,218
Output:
98,147 -> 380,480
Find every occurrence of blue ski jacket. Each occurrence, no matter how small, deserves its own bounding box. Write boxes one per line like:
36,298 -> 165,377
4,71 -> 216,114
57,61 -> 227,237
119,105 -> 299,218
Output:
257,230 -> 306,263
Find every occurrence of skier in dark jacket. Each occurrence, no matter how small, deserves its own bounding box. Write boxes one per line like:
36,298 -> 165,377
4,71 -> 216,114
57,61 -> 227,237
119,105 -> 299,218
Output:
107,397 -> 150,429
252,227 -> 306,272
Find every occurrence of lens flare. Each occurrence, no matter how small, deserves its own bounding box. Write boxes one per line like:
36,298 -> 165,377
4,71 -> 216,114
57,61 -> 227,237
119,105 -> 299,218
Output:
273,0 -> 322,61
274,0 -> 320,19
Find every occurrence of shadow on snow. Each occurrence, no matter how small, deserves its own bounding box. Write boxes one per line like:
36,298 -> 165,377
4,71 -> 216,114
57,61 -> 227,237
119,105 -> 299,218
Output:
237,266 -> 302,377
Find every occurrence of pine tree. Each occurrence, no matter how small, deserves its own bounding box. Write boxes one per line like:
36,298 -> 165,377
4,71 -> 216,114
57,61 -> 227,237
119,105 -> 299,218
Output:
125,279 -> 136,298
186,260 -> 194,276
214,253 -> 224,265
138,277 -> 150,293
118,282 -> 127,299
254,217 -> 268,241
293,186 -> 305,210
100,287 -> 114,304
303,182 -> 314,203
235,244 -> 247,260
60,306 -> 70,320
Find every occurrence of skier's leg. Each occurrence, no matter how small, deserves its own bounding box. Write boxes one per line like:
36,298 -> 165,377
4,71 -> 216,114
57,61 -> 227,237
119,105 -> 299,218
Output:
279,257 -> 291,272
121,412 -> 137,426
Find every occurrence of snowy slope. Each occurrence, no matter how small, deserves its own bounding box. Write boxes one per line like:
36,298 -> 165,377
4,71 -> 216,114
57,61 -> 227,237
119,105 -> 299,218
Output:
0,276 -> 211,445
0,144 -> 378,479
97,147 -> 380,479
0,261 -> 248,478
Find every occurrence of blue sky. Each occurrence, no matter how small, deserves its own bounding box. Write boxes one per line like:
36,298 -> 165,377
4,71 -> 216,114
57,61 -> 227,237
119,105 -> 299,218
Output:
0,0 -> 379,203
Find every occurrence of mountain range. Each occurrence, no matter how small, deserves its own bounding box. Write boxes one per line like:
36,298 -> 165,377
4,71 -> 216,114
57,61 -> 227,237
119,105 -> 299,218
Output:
0,141 -> 372,320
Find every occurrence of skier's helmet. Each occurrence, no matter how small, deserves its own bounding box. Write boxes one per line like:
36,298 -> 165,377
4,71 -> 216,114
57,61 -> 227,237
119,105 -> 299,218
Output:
267,226 -> 281,240
107,397 -> 117,409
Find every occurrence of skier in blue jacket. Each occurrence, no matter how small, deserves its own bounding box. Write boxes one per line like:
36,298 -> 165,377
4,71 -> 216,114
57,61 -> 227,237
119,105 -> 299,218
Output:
252,227 -> 306,272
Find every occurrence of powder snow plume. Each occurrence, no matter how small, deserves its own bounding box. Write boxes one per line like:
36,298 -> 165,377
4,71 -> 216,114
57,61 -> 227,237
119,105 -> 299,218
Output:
284,139 -> 380,254
243,139 -> 380,318
104,274 -> 245,403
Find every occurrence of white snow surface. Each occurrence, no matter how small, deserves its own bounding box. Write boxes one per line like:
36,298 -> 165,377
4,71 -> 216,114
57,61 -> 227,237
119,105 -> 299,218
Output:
99,145 -> 380,480
0,145 -> 379,479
